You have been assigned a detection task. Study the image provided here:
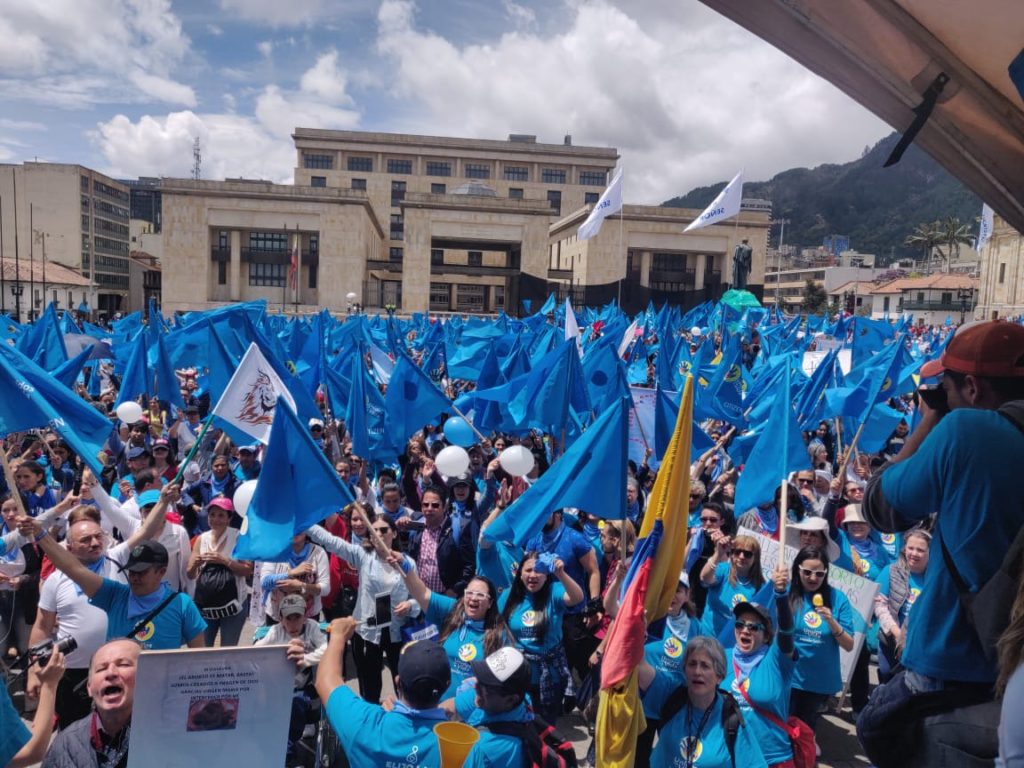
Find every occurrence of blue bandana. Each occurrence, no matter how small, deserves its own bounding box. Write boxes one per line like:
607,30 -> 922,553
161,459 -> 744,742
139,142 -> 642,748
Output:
392,701 -> 447,721
288,542 -> 311,569
757,505 -> 779,535
666,612 -> 691,641
73,557 -> 108,596
458,618 -> 485,642
126,581 -> 171,620
732,645 -> 769,682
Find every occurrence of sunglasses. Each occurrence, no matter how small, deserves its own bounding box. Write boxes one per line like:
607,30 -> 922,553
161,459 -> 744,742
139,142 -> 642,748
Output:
732,549 -> 754,559
735,620 -> 765,633
700,516 -> 721,524
372,527 -> 392,535
799,567 -> 827,579
689,493 -> 704,500
797,477 -> 815,485
421,502 -> 443,509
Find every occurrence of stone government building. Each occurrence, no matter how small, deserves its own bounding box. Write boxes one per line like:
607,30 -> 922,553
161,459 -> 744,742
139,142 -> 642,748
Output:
160,129 -> 771,316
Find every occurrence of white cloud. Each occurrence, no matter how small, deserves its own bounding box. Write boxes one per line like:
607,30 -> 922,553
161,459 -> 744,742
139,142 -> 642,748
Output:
257,40 -> 274,58
254,85 -> 360,138
299,51 -> 355,105
219,0 -> 329,27
0,119 -> 47,132
207,24 -> 224,36
375,0 -> 888,204
503,0 -> 537,28
128,71 -> 197,107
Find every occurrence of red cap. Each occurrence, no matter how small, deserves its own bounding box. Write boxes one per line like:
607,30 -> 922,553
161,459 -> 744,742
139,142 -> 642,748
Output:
927,321 -> 1024,378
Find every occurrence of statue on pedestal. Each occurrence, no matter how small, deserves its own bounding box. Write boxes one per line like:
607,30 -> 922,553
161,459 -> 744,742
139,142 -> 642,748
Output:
732,239 -> 752,290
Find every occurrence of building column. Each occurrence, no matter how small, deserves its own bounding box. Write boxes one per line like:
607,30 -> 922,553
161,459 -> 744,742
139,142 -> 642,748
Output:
229,230 -> 241,302
639,250 -> 652,288
693,252 -> 706,289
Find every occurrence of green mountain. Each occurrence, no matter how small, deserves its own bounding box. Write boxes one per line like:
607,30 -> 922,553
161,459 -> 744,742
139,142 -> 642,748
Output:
663,132 -> 981,263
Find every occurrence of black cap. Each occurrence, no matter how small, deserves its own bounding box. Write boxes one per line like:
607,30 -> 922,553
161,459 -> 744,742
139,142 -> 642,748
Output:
471,647 -> 531,696
119,540 -> 169,573
127,446 -> 151,460
448,471 -> 472,488
185,404 -> 200,414
397,640 -> 451,703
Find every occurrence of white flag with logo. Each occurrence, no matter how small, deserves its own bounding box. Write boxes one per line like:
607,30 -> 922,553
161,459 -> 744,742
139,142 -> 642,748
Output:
577,168 -> 623,240
977,203 -> 994,252
212,343 -> 296,444
683,170 -> 744,232
564,297 -> 582,357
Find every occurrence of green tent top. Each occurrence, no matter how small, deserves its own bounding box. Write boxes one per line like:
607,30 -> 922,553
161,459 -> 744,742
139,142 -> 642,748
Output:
720,289 -> 762,309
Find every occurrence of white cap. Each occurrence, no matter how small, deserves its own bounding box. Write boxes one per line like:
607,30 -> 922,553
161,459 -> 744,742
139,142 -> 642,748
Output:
678,570 -> 690,589
691,326 -> 702,337
308,418 -> 324,429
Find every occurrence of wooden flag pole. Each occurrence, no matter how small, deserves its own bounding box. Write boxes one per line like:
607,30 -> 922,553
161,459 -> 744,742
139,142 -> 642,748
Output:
836,419 -> 868,485
778,476 -> 789,549
0,443 -> 28,518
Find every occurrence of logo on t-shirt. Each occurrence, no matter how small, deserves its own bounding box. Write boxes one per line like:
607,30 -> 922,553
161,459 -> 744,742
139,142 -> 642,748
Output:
458,643 -> 478,663
731,593 -> 748,607
730,677 -> 750,696
679,737 -> 703,762
521,610 -> 537,627
880,533 -> 896,545
134,621 -> 156,643
856,558 -> 870,575
908,587 -> 921,605
662,637 -> 684,659
803,611 -> 822,629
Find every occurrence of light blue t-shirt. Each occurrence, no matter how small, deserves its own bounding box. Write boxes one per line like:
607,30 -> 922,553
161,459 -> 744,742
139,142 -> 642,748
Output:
702,562 -> 759,637
792,589 -> 855,695
837,530 -> 892,582
427,592 -> 486,699
651,690 -> 768,768
463,701 -> 531,768
880,408 -> 1024,683
0,685 -> 30,767
90,578 -> 207,650
498,582 -> 567,657
325,685 -> 444,768
641,618 -> 703,719
879,566 -> 926,626
724,642 -> 795,765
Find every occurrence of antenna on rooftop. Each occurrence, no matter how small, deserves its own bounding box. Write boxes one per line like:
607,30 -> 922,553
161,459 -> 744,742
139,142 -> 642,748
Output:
192,136 -> 202,180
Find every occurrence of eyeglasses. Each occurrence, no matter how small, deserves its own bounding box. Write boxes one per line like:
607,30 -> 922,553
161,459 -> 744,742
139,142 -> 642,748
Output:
732,549 -> 754,559
734,620 -> 765,633
689,493 -> 704,500
846,487 -> 863,495
311,426 -> 323,432
700,516 -> 721,525
421,502 -> 442,509
463,591 -> 490,601
799,567 -> 827,579
372,527 -> 392,535
796,477 -> 814,485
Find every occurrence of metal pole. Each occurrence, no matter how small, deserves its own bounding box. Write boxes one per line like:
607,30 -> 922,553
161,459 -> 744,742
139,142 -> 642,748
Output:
0,194 -> 5,315
12,174 -> 20,323
29,203 -> 35,320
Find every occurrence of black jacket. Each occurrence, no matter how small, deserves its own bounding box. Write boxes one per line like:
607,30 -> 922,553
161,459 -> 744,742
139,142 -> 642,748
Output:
407,514 -> 476,596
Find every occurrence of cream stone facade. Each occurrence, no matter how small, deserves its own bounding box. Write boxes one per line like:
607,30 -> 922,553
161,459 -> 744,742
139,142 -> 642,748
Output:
0,162 -> 129,320
977,213 -> 1024,319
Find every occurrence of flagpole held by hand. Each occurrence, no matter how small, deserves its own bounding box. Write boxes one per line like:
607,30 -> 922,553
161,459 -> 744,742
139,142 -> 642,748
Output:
778,476 -> 788,552
172,415 -> 214,485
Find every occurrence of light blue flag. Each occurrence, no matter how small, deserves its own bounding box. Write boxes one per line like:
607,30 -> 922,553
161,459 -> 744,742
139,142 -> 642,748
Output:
507,338 -> 591,433
733,365 -> 807,515
384,353 -> 452,450
152,333 -> 185,411
582,337 -> 631,414
345,354 -> 370,460
0,343 -> 113,476
114,332 -> 149,408
233,398 -> 354,562
18,303 -> 68,370
52,343 -> 94,390
483,398 -> 628,547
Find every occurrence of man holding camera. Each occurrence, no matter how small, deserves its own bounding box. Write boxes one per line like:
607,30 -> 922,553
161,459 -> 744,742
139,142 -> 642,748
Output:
857,320 -> 1024,766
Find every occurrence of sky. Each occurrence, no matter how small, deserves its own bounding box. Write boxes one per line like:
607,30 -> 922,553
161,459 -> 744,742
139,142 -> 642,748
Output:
0,0 -> 891,204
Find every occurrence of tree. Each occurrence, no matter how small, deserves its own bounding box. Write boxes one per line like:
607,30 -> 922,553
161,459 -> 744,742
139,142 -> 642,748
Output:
904,221 -> 942,264
935,215 -> 974,272
802,279 -> 829,313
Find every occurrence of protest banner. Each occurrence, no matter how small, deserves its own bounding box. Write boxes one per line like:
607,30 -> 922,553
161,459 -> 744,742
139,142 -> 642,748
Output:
739,527 -> 879,685
628,385 -> 658,467
128,645 -> 295,768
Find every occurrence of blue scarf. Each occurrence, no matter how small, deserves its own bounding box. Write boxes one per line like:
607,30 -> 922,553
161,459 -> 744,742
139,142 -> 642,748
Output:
851,536 -> 879,562
392,700 -> 447,721
732,645 -> 769,682
288,542 -> 311,569
210,475 -> 230,496
666,612 -> 691,641
458,618 -> 485,642
73,557 -> 108,596
626,500 -> 640,524
126,581 -> 171,620
756,505 -> 779,535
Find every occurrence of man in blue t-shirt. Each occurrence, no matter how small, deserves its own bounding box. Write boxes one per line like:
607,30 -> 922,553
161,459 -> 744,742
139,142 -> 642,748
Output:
859,320 -> 1024,767
316,617 -> 451,767
462,646 -> 532,768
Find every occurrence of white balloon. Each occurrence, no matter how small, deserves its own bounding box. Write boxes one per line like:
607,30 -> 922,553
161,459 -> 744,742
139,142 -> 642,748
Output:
435,445 -> 470,478
499,445 -> 535,477
239,517 -> 250,536
115,401 -> 143,424
233,480 -> 259,518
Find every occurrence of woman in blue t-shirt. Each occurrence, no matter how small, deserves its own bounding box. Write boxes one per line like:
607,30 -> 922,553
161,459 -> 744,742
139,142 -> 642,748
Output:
875,528 -> 931,682
394,562 -> 511,699
700,533 -> 766,636
14,460 -> 59,517
498,551 -> 584,722
788,546 -> 855,732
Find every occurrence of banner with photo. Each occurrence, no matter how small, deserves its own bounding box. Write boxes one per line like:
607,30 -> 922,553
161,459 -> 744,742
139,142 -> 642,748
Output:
128,645 -> 294,768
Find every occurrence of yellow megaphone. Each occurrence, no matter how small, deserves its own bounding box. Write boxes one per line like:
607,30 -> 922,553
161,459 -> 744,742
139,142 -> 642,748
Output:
434,721 -> 480,768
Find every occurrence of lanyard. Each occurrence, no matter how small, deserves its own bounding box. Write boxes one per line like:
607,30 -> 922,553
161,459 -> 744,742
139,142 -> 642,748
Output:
684,700 -> 715,767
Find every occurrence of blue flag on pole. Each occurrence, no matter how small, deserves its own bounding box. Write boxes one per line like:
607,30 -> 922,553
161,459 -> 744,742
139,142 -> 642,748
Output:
114,332 -> 149,408
384,353 -> 452,451
233,398 -> 354,562
345,354 -> 371,460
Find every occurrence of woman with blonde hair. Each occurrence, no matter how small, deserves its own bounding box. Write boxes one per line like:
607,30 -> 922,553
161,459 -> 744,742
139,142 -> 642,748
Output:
700,533 -> 766,636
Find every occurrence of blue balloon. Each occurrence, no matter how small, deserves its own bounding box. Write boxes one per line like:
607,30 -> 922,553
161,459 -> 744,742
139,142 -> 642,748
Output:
443,416 -> 476,447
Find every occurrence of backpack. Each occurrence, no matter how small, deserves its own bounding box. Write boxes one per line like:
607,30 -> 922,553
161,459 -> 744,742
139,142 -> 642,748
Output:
939,406 -> 1024,664
483,715 -> 578,768
194,562 -> 240,620
657,686 -> 743,768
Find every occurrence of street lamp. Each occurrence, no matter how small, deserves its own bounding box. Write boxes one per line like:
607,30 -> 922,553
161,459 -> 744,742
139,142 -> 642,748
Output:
770,218 -> 789,309
11,283 -> 23,323
958,287 -> 973,324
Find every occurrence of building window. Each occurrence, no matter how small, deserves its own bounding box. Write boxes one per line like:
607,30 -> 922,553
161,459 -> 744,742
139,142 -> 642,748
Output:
80,175 -> 90,191
547,190 -> 561,215
509,188 -> 524,200
248,262 -> 286,286
309,263 -> 318,289
311,176 -> 327,187
248,231 -> 288,251
653,253 -> 684,271
542,169 -> 566,184
351,178 -> 367,191
431,183 -> 446,194
304,154 -> 333,169
218,230 -> 229,249
391,181 -> 406,207
883,296 -> 890,312
81,214 -> 90,230
493,285 -> 505,310
383,280 -> 402,308
941,291 -> 953,305
347,156 -> 373,172
390,214 -> 404,241
1000,263 -> 1007,283
387,158 -> 412,174
585,192 -> 599,205
217,261 -> 227,285
457,284 -> 485,312
429,282 -> 451,310
504,166 -> 529,182
465,163 -> 490,179
579,170 -> 607,186
426,161 -> 451,177
389,247 -> 403,263
468,251 -> 483,267
431,249 -> 444,266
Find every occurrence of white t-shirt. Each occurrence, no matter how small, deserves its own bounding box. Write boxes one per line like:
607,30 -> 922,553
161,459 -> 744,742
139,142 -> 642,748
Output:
37,554 -> 125,669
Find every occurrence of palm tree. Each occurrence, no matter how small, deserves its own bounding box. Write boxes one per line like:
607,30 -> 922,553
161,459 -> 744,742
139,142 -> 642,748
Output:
936,216 -> 974,272
904,221 -> 941,265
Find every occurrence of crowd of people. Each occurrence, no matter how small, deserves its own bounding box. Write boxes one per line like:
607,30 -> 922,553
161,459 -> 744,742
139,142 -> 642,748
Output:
1,304 -> 1023,768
